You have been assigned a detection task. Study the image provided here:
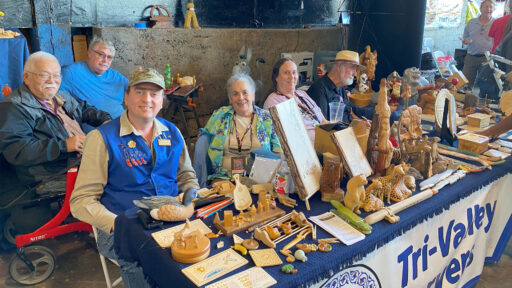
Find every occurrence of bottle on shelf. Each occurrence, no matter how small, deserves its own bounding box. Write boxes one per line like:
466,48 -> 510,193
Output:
164,64 -> 172,88
2,84 -> 12,97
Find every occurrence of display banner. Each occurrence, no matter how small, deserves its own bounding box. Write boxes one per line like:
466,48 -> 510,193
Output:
317,174 -> 512,288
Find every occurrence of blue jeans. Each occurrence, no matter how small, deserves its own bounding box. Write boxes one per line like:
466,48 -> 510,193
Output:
96,228 -> 152,288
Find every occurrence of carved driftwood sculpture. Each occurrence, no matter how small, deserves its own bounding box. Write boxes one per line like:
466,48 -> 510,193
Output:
374,79 -> 393,176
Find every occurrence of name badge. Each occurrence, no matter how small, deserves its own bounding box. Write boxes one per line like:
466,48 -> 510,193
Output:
158,139 -> 171,146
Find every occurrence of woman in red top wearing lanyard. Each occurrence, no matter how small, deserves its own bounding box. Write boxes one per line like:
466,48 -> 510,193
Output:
263,58 -> 327,144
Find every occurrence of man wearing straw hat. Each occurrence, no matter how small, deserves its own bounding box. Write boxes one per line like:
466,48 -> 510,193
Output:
307,50 -> 365,123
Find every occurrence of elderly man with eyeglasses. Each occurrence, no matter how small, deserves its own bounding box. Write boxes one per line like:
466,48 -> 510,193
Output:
60,37 -> 128,127
0,51 -> 111,191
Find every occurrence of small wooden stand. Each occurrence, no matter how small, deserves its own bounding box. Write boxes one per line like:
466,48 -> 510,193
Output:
213,206 -> 285,236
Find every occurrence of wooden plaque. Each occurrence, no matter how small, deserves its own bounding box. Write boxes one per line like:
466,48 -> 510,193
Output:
151,219 -> 211,248
182,248 -> 249,287
331,127 -> 373,178
269,99 -> 322,201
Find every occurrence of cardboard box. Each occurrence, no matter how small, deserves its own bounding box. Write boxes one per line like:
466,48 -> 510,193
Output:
314,123 -> 347,156
72,35 -> 88,62
458,133 -> 489,154
467,113 -> 491,128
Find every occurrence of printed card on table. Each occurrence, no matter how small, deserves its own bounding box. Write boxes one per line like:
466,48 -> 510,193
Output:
310,211 -> 365,245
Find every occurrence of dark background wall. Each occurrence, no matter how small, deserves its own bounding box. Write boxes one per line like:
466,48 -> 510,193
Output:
347,0 -> 427,89
0,0 -> 344,28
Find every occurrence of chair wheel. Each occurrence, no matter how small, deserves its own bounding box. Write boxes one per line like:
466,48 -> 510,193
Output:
9,245 -> 56,285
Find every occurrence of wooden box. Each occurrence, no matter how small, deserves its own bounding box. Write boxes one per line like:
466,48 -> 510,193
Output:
458,133 -> 489,155
467,113 -> 491,128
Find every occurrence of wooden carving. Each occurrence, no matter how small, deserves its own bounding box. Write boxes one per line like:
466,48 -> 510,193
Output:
375,79 -> 393,176
389,163 -> 413,202
344,174 -> 368,214
361,179 -> 384,212
359,45 -> 378,85
400,105 -> 423,140
320,160 -> 344,202
233,174 -> 252,211
366,113 -> 380,170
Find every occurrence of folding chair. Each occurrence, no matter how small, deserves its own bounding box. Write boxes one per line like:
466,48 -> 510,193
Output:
92,226 -> 123,288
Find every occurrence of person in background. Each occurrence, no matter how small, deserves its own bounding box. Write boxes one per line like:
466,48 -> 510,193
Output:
462,0 -> 495,90
60,37 -> 128,130
199,73 -> 282,183
307,50 -> 364,123
488,0 -> 511,53
0,51 -> 110,237
263,58 -> 326,144
70,68 -> 198,288
0,51 -> 111,189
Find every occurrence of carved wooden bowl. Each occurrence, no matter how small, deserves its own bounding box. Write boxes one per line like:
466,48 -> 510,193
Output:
349,92 -> 372,107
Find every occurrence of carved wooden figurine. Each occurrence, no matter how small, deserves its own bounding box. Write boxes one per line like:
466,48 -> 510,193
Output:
375,79 -> 393,176
389,163 -> 413,202
344,174 -> 368,214
400,105 -> 423,140
361,179 -> 384,212
320,160 -> 344,202
359,45 -> 378,85
373,164 -> 405,204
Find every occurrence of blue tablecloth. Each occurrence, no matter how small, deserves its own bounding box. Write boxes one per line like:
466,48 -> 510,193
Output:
114,155 -> 512,288
0,29 -> 30,100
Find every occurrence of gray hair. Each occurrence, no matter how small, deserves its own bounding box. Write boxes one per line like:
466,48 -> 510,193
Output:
24,51 -> 59,73
89,36 -> 116,55
226,73 -> 256,99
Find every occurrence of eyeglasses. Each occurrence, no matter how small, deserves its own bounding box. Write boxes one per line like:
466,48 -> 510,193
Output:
92,50 -> 114,61
27,71 -> 61,81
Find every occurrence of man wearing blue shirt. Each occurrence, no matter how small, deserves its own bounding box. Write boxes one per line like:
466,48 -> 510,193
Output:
462,0 -> 494,90
60,37 -> 128,124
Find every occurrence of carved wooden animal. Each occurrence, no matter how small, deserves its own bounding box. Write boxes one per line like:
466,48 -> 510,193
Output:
375,164 -> 405,204
362,179 -> 384,212
390,163 -> 411,202
344,174 -> 368,214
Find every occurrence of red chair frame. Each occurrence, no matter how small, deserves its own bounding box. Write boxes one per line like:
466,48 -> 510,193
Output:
14,167 -> 92,247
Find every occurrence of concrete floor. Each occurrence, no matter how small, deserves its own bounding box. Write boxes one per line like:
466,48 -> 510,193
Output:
0,231 -> 511,287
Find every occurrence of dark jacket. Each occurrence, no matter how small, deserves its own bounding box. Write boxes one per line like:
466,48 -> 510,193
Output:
0,84 -> 111,184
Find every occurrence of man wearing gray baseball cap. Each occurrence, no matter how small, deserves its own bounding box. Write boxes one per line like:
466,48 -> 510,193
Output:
71,68 -> 199,287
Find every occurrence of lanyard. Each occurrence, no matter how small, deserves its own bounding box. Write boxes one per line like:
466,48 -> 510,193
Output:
232,112 -> 255,153
38,97 -> 63,122
284,91 -> 321,124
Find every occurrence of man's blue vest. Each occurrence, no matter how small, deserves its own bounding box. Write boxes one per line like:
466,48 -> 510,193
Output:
97,117 -> 183,215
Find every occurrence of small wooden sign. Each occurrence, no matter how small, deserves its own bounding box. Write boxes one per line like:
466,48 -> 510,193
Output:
182,248 -> 249,287
331,127 -> 373,178
269,99 -> 322,205
249,248 -> 283,267
152,219 -> 211,248
205,267 -> 277,288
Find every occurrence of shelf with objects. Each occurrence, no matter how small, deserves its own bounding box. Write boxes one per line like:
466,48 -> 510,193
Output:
162,74 -> 202,150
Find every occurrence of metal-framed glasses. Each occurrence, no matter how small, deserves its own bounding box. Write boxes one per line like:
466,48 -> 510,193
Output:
92,50 -> 114,61
27,71 -> 61,81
